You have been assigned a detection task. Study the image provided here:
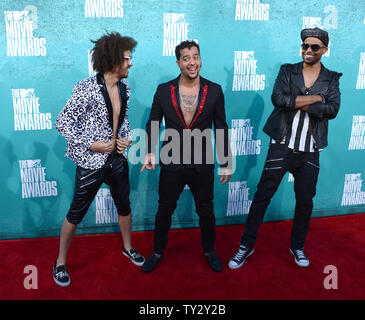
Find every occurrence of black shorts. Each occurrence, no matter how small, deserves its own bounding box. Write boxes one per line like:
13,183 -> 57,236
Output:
66,153 -> 131,225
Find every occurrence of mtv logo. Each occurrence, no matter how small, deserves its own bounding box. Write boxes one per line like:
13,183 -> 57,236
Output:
353,115 -> 365,124
27,159 -> 41,168
230,181 -> 246,190
241,51 -> 254,60
239,119 -> 251,127
239,181 -> 247,189
302,17 -> 323,29
346,173 -> 361,181
229,182 -> 240,190
100,188 -> 111,197
20,89 -> 35,98
358,116 -> 365,124
12,11 -> 28,21
172,13 -> 185,23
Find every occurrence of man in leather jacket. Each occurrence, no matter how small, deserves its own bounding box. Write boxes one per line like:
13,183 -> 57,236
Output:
53,32 -> 144,287
229,27 -> 342,269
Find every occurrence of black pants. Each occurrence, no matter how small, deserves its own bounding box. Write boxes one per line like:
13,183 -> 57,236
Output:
240,144 -> 320,250
153,167 -> 216,254
66,152 -> 131,225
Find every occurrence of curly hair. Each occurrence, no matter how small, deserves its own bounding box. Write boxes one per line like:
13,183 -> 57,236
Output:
91,32 -> 137,74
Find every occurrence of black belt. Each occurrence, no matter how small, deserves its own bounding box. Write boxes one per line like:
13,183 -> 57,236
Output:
289,148 -> 304,154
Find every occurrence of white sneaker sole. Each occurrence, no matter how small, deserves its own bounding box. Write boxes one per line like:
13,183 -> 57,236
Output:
53,275 -> 71,287
228,248 -> 254,269
122,251 -> 145,266
290,249 -> 310,267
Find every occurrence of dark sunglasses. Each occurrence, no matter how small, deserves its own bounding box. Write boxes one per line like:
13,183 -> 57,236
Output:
301,43 -> 327,52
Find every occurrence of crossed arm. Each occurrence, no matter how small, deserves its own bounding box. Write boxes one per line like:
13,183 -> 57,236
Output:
271,65 -> 340,119
295,95 -> 323,112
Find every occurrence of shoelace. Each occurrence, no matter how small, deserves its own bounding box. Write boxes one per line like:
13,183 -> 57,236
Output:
55,271 -> 67,279
295,250 -> 307,260
234,247 -> 248,261
129,250 -> 141,259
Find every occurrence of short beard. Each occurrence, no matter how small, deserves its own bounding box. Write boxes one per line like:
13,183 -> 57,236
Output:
302,55 -> 321,66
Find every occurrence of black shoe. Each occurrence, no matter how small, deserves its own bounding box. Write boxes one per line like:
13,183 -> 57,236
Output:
205,251 -> 223,272
290,248 -> 309,267
228,245 -> 254,269
122,247 -> 145,266
142,253 -> 163,273
53,262 -> 71,287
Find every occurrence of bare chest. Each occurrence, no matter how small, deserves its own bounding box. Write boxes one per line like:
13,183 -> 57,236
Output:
179,89 -> 199,127
107,87 -> 121,135
302,70 -> 320,88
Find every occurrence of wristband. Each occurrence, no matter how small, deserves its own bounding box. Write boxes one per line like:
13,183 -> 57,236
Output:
319,93 -> 326,104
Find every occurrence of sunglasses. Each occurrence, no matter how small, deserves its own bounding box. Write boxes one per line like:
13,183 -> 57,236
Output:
301,43 -> 327,52
123,56 -> 133,66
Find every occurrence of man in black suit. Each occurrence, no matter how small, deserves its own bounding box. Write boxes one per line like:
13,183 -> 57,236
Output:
141,40 -> 232,273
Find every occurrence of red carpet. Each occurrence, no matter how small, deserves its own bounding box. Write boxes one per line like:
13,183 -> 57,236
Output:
0,213 -> 364,300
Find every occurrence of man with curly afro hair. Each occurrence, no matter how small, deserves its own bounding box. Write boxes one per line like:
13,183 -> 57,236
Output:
53,32 -> 144,287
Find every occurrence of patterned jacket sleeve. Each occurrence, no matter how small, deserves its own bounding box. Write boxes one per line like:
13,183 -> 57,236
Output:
55,82 -> 93,150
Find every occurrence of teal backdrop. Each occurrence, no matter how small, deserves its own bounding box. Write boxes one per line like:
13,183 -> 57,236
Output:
0,0 -> 364,240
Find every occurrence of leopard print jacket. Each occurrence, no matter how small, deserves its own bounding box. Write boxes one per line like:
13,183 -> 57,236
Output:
55,75 -> 131,169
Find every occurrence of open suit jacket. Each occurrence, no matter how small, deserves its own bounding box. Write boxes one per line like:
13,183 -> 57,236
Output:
146,75 -> 231,172
264,62 -> 342,150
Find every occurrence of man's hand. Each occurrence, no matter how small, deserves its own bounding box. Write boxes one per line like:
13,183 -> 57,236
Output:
219,168 -> 232,184
90,139 -> 116,154
140,153 -> 156,172
116,137 -> 132,154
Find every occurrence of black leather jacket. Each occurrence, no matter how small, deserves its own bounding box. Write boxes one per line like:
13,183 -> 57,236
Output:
263,62 -> 342,150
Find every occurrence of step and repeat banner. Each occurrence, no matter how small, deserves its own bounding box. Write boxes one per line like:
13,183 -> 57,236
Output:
0,0 -> 364,239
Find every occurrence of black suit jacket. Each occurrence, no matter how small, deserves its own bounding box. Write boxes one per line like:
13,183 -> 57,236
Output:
146,75 -> 231,172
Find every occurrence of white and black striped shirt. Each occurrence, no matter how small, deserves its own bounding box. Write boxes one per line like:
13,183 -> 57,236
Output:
292,109 -> 315,150
271,89 -> 318,152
